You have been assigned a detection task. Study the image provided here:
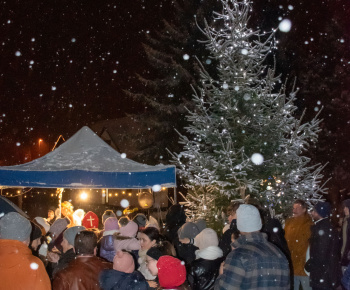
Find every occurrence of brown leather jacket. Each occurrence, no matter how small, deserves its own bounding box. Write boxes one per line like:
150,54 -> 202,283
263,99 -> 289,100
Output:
52,255 -> 112,290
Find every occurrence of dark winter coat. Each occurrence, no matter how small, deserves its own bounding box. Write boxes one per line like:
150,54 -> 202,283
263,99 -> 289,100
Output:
162,204 -> 186,243
188,257 -> 224,290
341,216 -> 350,266
342,263 -> 350,290
219,219 -> 239,258
99,269 -> 148,290
304,218 -> 341,289
100,235 -> 115,262
52,248 -> 76,278
174,236 -> 198,265
261,215 -> 291,261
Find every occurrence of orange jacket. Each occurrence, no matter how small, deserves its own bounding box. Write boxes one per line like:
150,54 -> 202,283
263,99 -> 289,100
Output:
0,239 -> 51,290
285,214 -> 313,276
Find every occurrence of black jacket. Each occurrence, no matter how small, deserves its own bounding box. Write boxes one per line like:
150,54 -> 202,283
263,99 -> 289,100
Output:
218,219 -> 239,258
174,237 -> 198,265
52,248 -> 76,278
341,216 -> 350,266
187,257 -> 224,290
305,218 -> 341,289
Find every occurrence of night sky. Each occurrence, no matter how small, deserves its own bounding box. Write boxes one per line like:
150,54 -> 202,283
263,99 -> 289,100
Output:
0,0 -> 171,164
1,0 -> 350,200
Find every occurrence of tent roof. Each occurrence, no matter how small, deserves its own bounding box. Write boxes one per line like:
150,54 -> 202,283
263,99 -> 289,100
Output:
0,126 -> 176,189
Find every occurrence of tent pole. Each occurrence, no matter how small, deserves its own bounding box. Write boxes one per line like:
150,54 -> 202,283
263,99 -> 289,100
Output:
174,187 -> 177,204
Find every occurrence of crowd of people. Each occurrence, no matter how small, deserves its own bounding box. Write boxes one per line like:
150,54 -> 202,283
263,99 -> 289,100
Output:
1,198 -> 350,290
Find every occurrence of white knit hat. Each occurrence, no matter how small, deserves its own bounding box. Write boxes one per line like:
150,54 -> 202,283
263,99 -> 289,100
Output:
194,228 -> 219,250
236,204 -> 262,232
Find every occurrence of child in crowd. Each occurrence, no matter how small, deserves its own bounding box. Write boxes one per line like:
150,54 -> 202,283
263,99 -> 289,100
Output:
99,250 -> 148,290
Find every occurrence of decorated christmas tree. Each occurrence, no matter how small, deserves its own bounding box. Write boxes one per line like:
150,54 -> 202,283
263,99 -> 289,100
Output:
172,0 -> 328,220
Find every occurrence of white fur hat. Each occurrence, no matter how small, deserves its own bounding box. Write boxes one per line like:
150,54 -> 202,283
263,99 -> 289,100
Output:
236,204 -> 262,232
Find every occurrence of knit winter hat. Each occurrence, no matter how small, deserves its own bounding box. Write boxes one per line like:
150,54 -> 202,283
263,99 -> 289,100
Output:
133,213 -> 147,227
145,216 -> 160,230
177,222 -> 200,239
63,226 -> 86,246
157,256 -> 186,288
194,219 -> 207,233
146,246 -> 163,261
0,212 -> 32,242
119,220 -> 138,237
104,217 -> 120,231
313,202 -> 331,218
49,218 -> 69,240
102,210 -> 116,225
113,250 -> 135,273
236,204 -> 262,232
194,228 -> 219,250
34,217 -> 51,235
30,221 -> 42,241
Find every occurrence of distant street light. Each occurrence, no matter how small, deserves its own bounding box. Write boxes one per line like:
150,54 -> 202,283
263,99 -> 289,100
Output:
38,139 -> 43,156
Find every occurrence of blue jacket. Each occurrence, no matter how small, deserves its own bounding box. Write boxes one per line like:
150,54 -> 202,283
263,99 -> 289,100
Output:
100,235 -> 115,262
99,269 -> 148,290
215,232 -> 290,290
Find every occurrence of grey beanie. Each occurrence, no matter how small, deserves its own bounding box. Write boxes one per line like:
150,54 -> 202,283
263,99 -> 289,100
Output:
177,222 -> 200,239
49,218 -> 69,240
63,226 -> 86,246
0,212 -> 32,242
236,204 -> 262,232
194,219 -> 207,233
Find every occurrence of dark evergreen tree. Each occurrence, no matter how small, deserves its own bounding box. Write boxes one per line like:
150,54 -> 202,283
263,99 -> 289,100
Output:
124,0 -> 221,164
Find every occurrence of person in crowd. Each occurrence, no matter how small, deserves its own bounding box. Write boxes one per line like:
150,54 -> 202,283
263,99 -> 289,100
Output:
34,216 -> 51,235
247,198 -> 290,260
61,201 -> 75,226
102,209 -> 117,225
194,219 -> 207,233
138,227 -> 161,281
341,199 -> 350,271
0,212 -> 51,290
46,207 -> 56,224
215,204 -> 290,289
304,202 -> 341,289
133,213 -> 147,231
118,216 -> 130,227
47,217 -> 70,252
52,230 -> 112,289
51,225 -> 86,278
30,221 -> 43,255
284,199 -> 313,290
146,244 -> 178,289
72,209 -> 85,226
188,228 -> 224,290
342,263 -> 350,290
82,210 -> 99,230
219,201 -> 241,258
114,219 -> 141,260
157,255 -> 189,290
100,250 -> 148,290
146,215 -> 160,230
100,217 -> 120,262
162,204 -> 187,242
175,221 -> 200,265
